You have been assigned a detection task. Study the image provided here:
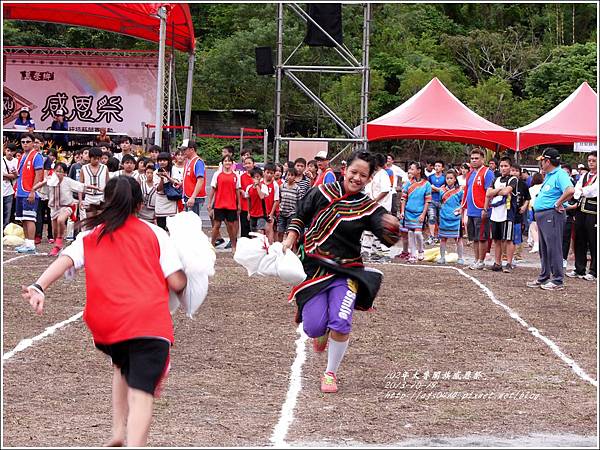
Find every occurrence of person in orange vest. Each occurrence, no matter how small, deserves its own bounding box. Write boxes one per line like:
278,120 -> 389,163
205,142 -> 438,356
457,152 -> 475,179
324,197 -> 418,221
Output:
313,150 -> 336,186
181,141 -> 206,219
462,148 -> 496,270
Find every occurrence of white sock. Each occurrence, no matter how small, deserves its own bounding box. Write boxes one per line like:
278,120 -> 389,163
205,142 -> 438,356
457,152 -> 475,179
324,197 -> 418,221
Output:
408,231 -> 416,257
440,241 -> 446,258
326,338 -> 349,375
457,240 -> 464,259
415,231 -> 424,253
25,239 -> 35,248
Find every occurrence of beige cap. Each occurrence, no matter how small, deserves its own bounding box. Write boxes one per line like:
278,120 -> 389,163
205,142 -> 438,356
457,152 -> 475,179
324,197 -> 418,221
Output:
314,150 -> 328,160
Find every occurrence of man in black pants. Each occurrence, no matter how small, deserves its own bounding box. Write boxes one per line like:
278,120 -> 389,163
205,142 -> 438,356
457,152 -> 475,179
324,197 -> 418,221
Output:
567,152 -> 597,281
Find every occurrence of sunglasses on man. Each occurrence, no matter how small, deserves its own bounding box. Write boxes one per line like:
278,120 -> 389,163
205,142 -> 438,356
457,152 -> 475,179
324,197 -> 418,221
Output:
21,140 -> 32,144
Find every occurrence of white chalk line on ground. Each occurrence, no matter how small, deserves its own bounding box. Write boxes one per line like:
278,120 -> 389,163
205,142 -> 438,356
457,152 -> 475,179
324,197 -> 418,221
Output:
3,311 -> 83,361
388,262 -> 597,387
3,252 -> 48,264
270,323 -> 309,447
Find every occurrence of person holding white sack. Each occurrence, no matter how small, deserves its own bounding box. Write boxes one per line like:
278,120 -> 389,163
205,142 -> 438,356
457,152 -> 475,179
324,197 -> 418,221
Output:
21,176 -> 187,447
282,150 -> 400,394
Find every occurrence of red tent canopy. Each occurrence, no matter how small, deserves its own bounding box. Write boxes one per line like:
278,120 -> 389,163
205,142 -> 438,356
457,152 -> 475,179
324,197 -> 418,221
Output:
361,77 -> 517,149
515,82 -> 598,151
3,2 -> 195,53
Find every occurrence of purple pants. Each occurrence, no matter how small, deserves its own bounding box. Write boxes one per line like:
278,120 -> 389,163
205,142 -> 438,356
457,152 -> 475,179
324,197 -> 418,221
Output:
302,277 -> 357,338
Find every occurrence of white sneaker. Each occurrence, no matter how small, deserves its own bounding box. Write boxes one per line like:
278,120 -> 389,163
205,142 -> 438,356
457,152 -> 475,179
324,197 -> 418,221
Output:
566,270 -> 584,279
540,281 -> 564,291
583,273 -> 597,281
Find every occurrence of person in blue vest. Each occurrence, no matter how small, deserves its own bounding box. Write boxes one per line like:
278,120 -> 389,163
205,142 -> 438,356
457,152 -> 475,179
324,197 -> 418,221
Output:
526,148 -> 575,291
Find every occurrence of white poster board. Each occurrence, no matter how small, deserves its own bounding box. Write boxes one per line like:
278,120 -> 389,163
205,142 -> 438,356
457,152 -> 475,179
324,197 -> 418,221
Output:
3,48 -> 158,137
574,142 -> 598,152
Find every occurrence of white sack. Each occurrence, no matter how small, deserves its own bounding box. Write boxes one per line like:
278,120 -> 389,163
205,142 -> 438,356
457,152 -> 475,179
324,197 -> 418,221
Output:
233,232 -> 269,276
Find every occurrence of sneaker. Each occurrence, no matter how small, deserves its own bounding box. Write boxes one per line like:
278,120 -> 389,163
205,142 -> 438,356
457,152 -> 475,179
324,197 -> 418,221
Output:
457,258 -> 465,265
526,279 -> 545,288
583,273 -> 597,281
224,241 -> 232,249
433,237 -> 440,244
394,251 -> 409,260
48,238 -> 55,244
424,237 -> 434,246
320,371 -> 338,393
540,281 -> 564,291
490,263 -> 503,272
408,257 -> 417,264
566,270 -> 584,279
502,263 -> 513,273
215,238 -> 225,247
436,258 -> 446,265
16,246 -> 36,254
49,246 -> 62,257
34,236 -> 42,245
313,333 -> 329,353
417,252 -> 425,261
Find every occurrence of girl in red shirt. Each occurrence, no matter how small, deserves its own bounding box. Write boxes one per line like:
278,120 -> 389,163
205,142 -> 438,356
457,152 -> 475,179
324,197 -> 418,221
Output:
22,176 -> 187,447
208,155 -> 240,252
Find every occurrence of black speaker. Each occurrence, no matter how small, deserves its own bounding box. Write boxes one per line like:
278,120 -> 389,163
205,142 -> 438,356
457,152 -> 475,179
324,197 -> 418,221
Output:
304,4 -> 343,47
255,46 -> 275,75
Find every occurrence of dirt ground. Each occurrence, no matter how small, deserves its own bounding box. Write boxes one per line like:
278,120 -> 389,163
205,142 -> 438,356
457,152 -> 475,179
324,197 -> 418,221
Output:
2,238 -> 597,447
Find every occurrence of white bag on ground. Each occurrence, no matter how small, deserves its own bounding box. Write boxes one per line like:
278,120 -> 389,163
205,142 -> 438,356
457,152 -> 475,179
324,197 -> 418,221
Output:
3,235 -> 25,246
234,232 -> 269,276
167,212 -> 215,318
4,223 -> 25,238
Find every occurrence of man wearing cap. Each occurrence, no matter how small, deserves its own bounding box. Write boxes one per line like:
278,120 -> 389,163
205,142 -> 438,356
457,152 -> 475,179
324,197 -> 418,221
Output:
568,152 -> 597,281
313,150 -> 336,187
50,109 -> 69,149
526,148 -> 575,290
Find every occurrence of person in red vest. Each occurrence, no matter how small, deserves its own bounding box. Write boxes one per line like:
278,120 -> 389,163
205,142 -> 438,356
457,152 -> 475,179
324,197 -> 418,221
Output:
462,147 -> 496,270
181,141 -> 206,219
22,176 -> 187,447
14,133 -> 44,253
313,150 -> 337,186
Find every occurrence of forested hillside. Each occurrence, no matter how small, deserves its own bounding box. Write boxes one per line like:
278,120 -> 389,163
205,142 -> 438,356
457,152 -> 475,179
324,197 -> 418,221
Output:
4,3 -> 597,160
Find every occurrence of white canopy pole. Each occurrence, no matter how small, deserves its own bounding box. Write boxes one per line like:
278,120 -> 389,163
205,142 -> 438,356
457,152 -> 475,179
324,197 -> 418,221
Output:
154,6 -> 167,146
183,50 -> 195,141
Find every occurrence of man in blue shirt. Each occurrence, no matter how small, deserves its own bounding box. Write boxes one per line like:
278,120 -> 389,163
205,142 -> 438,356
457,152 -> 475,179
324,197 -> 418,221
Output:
427,160 -> 446,244
526,148 -> 575,291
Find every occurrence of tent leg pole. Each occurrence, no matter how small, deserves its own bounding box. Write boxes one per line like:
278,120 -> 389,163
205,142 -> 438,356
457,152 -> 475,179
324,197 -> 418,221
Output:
154,6 -> 167,146
184,51 -> 195,141
274,2 -> 284,164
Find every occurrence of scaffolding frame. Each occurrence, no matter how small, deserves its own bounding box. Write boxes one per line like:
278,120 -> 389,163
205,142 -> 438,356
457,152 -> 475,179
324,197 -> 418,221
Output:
274,2 -> 371,162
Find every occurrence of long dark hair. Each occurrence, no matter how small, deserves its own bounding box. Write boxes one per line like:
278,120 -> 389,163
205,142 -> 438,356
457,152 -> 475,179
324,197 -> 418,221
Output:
79,176 -> 142,242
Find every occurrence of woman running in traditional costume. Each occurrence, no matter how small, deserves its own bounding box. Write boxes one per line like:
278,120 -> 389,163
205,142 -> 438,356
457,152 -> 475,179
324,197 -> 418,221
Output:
283,151 -> 400,393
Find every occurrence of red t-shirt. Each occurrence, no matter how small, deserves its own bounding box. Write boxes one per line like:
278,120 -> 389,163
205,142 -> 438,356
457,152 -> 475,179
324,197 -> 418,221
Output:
239,172 -> 254,212
263,180 -> 280,215
212,171 -> 239,210
62,216 -> 183,345
246,182 -> 269,218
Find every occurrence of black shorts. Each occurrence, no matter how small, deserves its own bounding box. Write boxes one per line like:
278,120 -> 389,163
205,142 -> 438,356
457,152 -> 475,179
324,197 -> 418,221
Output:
467,216 -> 491,242
214,208 -> 238,223
491,220 -> 514,241
96,338 -> 170,396
250,216 -> 268,231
